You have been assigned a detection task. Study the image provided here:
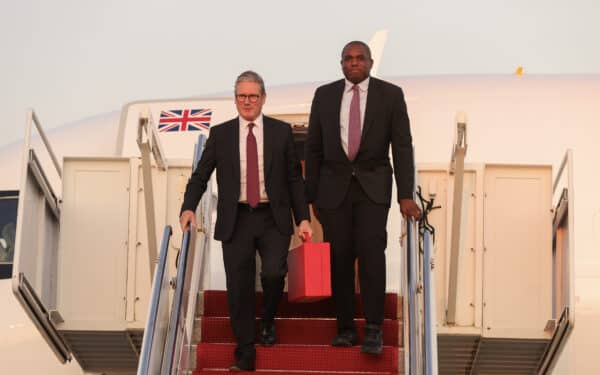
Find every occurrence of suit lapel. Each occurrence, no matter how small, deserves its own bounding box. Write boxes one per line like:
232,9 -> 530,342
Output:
263,116 -> 273,180
331,80 -> 346,159
360,77 -> 379,148
231,119 -> 240,189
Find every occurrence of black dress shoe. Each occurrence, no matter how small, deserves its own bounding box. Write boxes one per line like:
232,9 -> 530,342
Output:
259,321 -> 276,346
331,330 -> 358,347
229,359 -> 255,372
231,346 -> 255,371
361,324 -> 383,355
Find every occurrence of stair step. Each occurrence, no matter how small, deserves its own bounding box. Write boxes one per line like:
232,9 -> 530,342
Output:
196,343 -> 401,373
202,291 -> 401,319
197,317 -> 401,346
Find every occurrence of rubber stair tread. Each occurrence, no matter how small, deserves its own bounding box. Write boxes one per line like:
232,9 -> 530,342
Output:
200,317 -> 401,346
196,343 -> 401,373
202,290 -> 400,319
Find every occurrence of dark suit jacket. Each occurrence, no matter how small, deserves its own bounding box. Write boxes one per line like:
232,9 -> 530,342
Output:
305,77 -> 415,209
181,116 -> 310,241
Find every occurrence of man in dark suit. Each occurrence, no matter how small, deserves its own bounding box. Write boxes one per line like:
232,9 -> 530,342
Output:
305,41 -> 421,355
180,71 -> 312,371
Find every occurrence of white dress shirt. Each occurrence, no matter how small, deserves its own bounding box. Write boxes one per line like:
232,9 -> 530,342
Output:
339,77 -> 369,156
239,114 -> 269,202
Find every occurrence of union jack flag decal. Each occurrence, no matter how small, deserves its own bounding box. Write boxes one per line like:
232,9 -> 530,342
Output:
158,109 -> 212,132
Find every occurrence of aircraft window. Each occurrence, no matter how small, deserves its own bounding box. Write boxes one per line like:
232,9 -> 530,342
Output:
0,191 -> 18,279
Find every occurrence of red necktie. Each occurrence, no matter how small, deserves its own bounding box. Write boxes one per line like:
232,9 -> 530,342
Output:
348,84 -> 361,161
246,123 -> 259,208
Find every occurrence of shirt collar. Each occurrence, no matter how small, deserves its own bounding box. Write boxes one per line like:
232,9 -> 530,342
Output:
345,76 -> 370,93
239,113 -> 263,129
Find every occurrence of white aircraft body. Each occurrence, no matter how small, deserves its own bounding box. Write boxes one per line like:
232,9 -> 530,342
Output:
0,73 -> 599,374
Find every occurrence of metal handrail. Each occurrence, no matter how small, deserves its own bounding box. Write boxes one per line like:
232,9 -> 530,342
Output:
137,133 -> 212,375
423,229 -> 438,375
538,307 -> 571,374
162,227 -> 195,374
137,203 -> 209,375
26,109 -> 62,178
138,226 -> 173,375
11,109 -> 67,363
537,149 -> 575,374
137,111 -> 167,171
171,134 -> 212,375
447,117 -> 468,325
406,219 -> 438,375
137,113 -> 168,280
167,195 -> 211,375
551,149 -> 574,324
552,149 -> 572,193
19,110 -> 62,218
553,150 -> 574,321
406,218 -> 423,374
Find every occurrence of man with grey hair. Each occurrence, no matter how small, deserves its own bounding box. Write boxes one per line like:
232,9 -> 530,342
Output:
180,70 -> 312,371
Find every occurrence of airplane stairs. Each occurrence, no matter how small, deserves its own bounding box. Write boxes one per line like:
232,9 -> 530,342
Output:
191,290 -> 404,374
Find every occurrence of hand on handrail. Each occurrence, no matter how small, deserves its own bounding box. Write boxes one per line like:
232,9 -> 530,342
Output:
179,210 -> 196,232
400,198 -> 422,220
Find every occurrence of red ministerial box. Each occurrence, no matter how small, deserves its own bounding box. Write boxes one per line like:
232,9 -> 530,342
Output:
287,234 -> 331,303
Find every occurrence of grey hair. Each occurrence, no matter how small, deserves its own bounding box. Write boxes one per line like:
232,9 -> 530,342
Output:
341,40 -> 372,60
235,70 -> 266,95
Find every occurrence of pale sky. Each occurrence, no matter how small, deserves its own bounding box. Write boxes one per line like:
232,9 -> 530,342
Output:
1,0 -> 599,146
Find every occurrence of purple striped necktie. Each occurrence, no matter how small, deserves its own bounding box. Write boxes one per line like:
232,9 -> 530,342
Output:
348,84 -> 361,161
246,123 -> 259,208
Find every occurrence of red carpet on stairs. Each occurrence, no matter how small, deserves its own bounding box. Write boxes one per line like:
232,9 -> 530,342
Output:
194,291 -> 403,374
203,290 -> 400,319
200,317 -> 400,346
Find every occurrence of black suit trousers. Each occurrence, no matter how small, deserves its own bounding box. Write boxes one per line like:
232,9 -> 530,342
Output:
221,205 -> 290,355
319,178 -> 389,331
